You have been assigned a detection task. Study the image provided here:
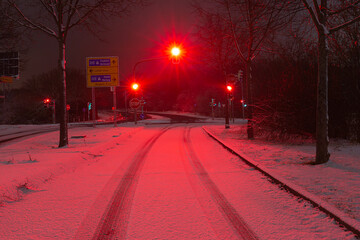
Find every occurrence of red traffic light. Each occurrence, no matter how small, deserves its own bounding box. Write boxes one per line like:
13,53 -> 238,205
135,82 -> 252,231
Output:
43,98 -> 51,104
226,85 -> 233,92
131,83 -> 139,91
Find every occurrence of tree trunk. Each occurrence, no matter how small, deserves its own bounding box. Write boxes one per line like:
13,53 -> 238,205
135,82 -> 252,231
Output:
58,38 -> 68,147
315,29 -> 330,164
246,60 -> 254,139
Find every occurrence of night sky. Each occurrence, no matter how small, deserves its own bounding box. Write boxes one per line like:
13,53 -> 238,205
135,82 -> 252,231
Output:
21,0 -> 201,85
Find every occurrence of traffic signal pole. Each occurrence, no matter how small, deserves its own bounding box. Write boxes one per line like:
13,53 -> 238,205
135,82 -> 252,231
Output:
132,56 -> 168,125
130,46 -> 182,125
225,94 -> 230,129
225,84 -> 233,129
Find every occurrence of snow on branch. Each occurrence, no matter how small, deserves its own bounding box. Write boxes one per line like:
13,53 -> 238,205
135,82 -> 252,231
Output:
301,0 -> 321,31
6,1 -> 57,37
330,14 -> 360,34
328,0 -> 360,16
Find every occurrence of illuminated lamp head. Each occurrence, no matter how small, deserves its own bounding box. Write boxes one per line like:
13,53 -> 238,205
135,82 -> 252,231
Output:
171,47 -> 181,57
132,83 -> 139,91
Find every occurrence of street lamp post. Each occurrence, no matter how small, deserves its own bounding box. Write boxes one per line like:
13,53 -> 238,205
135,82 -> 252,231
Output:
130,46 -> 182,123
132,46 -> 182,83
132,57 -> 165,121
130,83 -> 140,124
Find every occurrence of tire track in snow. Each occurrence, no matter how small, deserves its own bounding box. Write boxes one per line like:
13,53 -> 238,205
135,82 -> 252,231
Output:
183,127 -> 259,240
92,127 -> 171,240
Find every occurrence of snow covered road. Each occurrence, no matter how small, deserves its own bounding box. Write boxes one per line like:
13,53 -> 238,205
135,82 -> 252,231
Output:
0,121 -> 357,239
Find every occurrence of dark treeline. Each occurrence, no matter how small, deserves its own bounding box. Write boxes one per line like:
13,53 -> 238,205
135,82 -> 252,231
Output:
190,0 -> 360,144
0,68 -> 90,124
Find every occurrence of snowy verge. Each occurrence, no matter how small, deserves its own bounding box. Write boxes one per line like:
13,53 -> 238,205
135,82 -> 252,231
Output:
202,125 -> 360,237
0,125 -> 144,206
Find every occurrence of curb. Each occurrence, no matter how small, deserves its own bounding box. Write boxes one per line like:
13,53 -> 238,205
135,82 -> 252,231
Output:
202,126 -> 360,238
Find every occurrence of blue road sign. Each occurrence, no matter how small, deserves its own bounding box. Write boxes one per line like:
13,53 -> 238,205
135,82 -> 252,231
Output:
88,59 -> 111,67
86,56 -> 119,87
91,75 -> 111,82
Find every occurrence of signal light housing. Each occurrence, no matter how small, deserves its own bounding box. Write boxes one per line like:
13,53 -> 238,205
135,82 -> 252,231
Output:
43,98 -> 51,108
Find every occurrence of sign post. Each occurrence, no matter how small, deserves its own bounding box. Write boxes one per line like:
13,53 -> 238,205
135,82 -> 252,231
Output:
86,57 -> 119,88
129,98 -> 141,124
86,56 -> 119,127
92,87 -> 96,127
111,86 -> 117,127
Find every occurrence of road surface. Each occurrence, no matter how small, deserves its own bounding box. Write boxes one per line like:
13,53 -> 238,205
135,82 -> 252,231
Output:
0,119 -> 356,239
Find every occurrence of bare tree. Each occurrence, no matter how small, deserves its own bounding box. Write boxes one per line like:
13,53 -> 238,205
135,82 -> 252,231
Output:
4,0 -> 144,147
0,0 -> 23,50
193,4 -> 242,128
224,0 -> 295,139
300,0 -> 360,164
193,5 -> 239,75
193,0 -> 296,136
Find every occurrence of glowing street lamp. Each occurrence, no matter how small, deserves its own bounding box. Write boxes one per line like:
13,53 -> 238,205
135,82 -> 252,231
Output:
169,45 -> 182,64
171,47 -> 181,57
131,83 -> 139,91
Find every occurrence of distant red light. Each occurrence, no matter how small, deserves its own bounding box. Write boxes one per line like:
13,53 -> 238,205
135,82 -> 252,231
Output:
226,85 -> 233,92
43,98 -> 51,104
